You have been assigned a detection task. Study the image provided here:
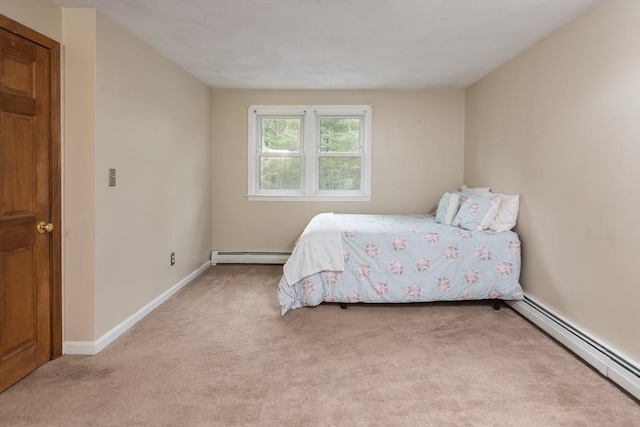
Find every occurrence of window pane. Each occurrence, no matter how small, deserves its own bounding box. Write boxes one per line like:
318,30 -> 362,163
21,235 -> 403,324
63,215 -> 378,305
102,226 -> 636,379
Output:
319,157 -> 361,191
319,118 -> 361,153
261,118 -> 301,152
260,157 -> 301,190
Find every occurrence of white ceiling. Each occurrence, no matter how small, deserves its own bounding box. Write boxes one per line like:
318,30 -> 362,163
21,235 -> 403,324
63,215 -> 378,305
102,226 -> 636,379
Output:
53,0 -> 600,89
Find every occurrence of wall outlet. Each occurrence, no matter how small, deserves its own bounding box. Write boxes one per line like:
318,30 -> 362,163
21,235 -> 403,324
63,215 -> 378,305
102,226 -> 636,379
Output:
170,252 -> 175,266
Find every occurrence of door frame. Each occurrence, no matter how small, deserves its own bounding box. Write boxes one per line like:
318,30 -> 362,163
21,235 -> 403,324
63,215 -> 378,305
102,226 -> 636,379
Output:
0,14 -> 62,359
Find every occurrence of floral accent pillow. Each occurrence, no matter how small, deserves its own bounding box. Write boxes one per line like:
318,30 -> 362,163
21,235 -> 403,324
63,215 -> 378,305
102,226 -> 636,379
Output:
452,194 -> 502,231
434,192 -> 461,225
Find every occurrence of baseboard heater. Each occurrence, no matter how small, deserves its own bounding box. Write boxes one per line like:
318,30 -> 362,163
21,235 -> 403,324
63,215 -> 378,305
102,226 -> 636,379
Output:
211,251 -> 290,265
508,295 -> 640,400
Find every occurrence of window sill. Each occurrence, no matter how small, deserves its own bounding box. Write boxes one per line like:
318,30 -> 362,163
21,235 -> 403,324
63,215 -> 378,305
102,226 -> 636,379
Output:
247,194 -> 372,202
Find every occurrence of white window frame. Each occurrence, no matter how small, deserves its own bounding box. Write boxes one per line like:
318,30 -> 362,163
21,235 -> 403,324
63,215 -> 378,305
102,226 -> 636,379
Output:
248,104 -> 372,202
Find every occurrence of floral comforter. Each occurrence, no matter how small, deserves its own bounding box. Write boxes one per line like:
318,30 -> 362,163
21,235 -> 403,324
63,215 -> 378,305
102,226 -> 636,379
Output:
278,214 -> 523,315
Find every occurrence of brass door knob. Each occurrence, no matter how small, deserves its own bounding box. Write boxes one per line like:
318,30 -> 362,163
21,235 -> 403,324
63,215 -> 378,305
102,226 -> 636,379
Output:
37,222 -> 54,234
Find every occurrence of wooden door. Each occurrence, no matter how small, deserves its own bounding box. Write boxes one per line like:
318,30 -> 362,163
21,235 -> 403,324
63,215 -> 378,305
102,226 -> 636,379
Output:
0,16 -> 61,392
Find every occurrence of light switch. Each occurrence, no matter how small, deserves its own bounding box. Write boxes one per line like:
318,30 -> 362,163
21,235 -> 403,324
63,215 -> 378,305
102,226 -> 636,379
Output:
109,168 -> 116,187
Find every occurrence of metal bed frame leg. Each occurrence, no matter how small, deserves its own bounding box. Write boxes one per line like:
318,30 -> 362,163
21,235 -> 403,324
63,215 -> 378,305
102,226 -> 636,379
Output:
340,303 -> 348,310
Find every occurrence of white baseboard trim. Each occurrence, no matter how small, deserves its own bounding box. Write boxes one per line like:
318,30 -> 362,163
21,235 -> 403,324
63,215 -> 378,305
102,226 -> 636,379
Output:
210,251 -> 290,265
508,295 -> 640,400
63,261 -> 211,356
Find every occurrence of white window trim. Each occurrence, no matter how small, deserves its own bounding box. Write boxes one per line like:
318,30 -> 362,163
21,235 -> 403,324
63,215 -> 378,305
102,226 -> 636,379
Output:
248,104 -> 372,202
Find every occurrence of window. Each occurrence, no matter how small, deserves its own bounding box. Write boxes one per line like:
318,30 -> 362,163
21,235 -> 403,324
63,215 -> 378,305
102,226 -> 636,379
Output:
248,105 -> 372,201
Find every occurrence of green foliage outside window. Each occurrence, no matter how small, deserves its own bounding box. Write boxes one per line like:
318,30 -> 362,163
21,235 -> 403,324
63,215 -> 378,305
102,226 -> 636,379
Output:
260,157 -> 301,190
319,117 -> 362,190
319,118 -> 360,153
319,157 -> 361,190
261,118 -> 301,152
259,116 -> 363,191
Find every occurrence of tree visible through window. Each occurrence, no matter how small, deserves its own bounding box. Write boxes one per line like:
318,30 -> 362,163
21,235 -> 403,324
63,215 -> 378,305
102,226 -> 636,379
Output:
259,117 -> 302,190
319,117 -> 362,191
248,105 -> 372,201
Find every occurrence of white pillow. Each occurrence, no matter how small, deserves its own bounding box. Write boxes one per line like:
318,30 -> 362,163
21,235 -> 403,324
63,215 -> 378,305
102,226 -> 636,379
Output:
460,185 -> 491,195
489,194 -> 520,232
434,192 -> 461,225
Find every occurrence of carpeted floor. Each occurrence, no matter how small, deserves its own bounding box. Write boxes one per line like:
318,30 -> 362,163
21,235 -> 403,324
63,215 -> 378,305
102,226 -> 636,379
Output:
0,265 -> 638,426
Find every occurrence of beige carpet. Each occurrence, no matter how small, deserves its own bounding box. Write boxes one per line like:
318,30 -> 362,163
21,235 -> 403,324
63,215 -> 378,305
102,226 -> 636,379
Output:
0,265 -> 638,426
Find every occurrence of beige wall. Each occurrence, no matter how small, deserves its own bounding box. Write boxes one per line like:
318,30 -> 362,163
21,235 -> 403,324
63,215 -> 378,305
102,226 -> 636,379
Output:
62,8 -> 97,341
464,0 -> 640,361
0,0 -> 61,42
212,89 -> 465,252
94,11 -> 212,338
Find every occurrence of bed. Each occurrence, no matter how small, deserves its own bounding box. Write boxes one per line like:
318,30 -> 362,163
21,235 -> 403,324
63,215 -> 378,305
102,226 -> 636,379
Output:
278,212 -> 523,315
